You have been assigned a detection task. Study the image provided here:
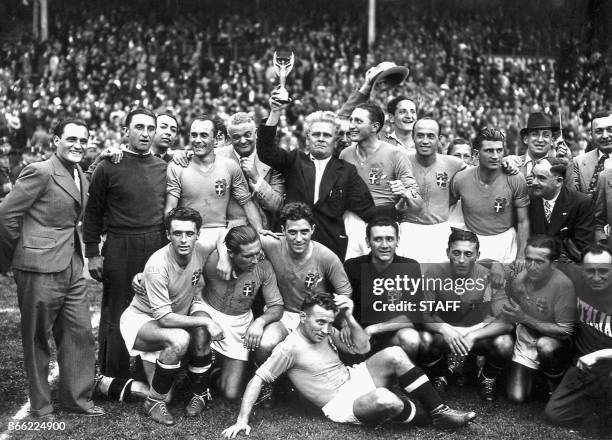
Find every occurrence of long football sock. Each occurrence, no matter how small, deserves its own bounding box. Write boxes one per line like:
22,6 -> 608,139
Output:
188,353 -> 213,395
150,360 -> 181,400
398,368 -> 443,413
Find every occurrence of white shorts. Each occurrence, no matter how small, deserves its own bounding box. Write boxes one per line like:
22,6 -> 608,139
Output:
120,300 -> 208,364
321,362 -> 377,424
448,201 -> 466,230
280,311 -> 301,332
396,221 -> 451,264
512,323 -> 540,370
343,211 -> 368,261
199,300 -> 253,361
197,226 -> 227,247
477,227 -> 517,264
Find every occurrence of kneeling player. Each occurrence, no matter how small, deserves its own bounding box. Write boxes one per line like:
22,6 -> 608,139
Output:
419,229 -> 513,400
222,292 -> 476,438
199,225 -> 284,400
344,216 -> 423,358
503,235 -> 575,403
118,207 -> 224,425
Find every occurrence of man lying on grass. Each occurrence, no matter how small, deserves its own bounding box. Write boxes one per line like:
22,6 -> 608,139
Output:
222,292 -> 476,438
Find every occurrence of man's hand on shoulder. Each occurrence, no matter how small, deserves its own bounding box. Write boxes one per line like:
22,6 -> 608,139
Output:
171,150 -> 192,168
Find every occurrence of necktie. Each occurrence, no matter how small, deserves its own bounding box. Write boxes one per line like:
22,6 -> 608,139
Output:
73,168 -> 81,194
543,200 -> 552,223
588,153 -> 609,194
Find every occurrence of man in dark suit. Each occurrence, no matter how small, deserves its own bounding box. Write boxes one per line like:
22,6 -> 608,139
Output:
0,119 -> 104,418
573,110 -> 612,195
257,90 -> 376,259
217,111 -> 285,230
529,157 -> 594,261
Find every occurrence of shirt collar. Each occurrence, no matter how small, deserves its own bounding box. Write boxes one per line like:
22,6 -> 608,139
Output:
234,149 -> 256,162
543,189 -> 561,203
309,154 -> 332,166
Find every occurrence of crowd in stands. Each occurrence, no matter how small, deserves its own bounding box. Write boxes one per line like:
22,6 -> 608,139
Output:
0,0 -> 611,167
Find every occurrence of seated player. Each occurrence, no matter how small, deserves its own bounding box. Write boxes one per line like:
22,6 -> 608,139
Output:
222,293 -> 476,438
118,207 -> 224,425
504,235 -> 576,403
546,244 -> 612,426
197,225 -> 284,400
344,216 -> 423,357
419,229 -> 513,401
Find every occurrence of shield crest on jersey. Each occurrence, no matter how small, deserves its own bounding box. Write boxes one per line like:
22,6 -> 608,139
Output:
214,179 -> 227,197
191,270 -> 201,286
386,289 -> 403,305
243,281 -> 255,296
493,197 -> 507,214
436,172 -> 449,188
368,167 -> 382,185
304,272 -> 321,289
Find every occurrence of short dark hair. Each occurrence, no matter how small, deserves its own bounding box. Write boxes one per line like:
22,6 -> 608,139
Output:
157,113 -> 179,127
125,108 -> 156,128
301,292 -> 338,314
225,225 -> 260,253
52,118 -> 88,138
280,202 -> 314,227
387,96 -> 417,116
591,110 -> 612,126
214,117 -> 228,139
355,102 -> 385,133
190,115 -> 218,137
447,138 -> 472,155
474,128 -> 505,150
448,229 -> 480,251
165,207 -> 202,232
366,216 -> 399,240
526,234 -> 559,261
582,243 -> 612,262
541,157 -> 567,179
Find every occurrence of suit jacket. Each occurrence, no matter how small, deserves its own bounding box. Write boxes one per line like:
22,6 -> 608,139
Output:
529,186 -> 594,260
594,168 -> 612,245
0,154 -> 87,272
257,124 -> 376,258
216,145 -> 285,229
573,149 -> 599,193
512,153 -> 574,188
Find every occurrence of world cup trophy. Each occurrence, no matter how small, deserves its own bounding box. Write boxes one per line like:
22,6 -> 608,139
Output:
273,49 -> 294,104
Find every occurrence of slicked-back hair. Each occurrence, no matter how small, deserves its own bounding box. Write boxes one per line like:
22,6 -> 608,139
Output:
125,108 -> 156,128
448,229 -> 480,251
474,127 -> 505,150
387,96 -> 417,115
355,102 -> 385,133
52,118 -> 88,138
582,243 -> 612,262
526,234 -> 559,261
541,157 -> 567,179
165,206 -> 202,232
301,292 -> 338,314
157,113 -> 179,127
591,110 -> 612,126
225,225 -> 260,253
280,201 -> 315,228
190,115 -> 218,137
304,110 -> 339,135
366,216 -> 399,240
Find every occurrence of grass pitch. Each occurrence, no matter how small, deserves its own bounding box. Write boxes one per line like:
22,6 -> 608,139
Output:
0,274 -> 609,440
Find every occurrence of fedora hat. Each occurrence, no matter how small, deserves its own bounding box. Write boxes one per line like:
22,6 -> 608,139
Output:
371,61 -> 410,91
520,112 -> 554,138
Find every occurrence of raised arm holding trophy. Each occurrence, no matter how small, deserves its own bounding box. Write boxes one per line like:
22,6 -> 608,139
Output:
273,49 -> 294,103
